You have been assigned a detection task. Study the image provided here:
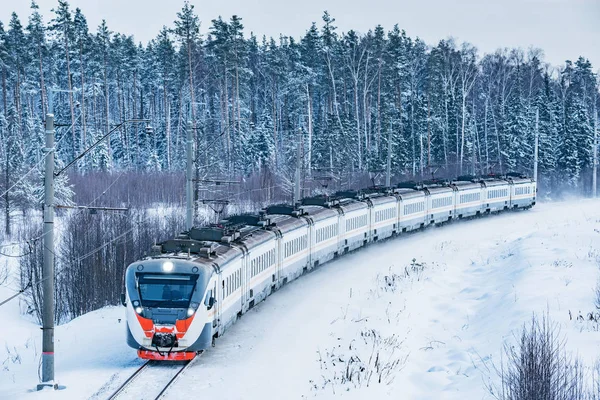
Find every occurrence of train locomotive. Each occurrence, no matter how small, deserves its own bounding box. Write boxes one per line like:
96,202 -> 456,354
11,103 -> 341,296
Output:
122,174 -> 536,360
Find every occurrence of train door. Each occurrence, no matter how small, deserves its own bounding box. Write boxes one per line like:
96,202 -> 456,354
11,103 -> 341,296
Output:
302,218 -> 311,267
275,231 -> 282,287
234,259 -> 243,317
508,181 -> 515,207
339,211 -> 347,252
240,251 -> 248,313
397,197 -> 403,229
213,272 -> 222,335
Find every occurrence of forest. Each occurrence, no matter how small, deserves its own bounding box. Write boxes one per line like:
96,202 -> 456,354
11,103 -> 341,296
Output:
0,1 -> 598,322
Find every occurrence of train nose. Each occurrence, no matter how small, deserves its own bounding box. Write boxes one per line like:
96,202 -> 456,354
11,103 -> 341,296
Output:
152,332 -> 178,348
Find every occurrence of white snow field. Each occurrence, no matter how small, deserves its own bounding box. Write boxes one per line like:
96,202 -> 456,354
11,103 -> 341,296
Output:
1,198 -> 600,399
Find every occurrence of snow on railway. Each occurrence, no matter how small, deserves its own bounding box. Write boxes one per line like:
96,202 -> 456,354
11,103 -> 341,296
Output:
1,198 -> 600,399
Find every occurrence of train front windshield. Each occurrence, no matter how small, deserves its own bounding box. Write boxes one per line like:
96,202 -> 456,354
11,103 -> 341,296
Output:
137,274 -> 198,308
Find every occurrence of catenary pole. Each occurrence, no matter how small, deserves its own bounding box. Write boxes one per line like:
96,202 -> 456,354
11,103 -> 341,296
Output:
40,94 -> 55,389
295,128 -> 301,204
186,116 -> 194,230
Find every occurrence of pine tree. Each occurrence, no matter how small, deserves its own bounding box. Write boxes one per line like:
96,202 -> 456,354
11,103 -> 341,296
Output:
73,7 -> 90,155
7,12 -> 26,137
0,4 -> 597,197
0,22 -> 7,114
154,27 -> 175,170
27,1 -> 47,115
50,0 -> 78,161
3,105 -> 23,234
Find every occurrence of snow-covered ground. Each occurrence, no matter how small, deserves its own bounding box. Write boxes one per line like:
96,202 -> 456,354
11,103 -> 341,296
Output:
1,199 -> 600,399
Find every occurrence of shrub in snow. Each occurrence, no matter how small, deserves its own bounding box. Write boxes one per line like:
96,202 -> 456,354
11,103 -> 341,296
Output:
595,279 -> 600,311
375,259 -> 426,295
312,328 -> 407,394
2,344 -> 22,371
492,313 -> 589,400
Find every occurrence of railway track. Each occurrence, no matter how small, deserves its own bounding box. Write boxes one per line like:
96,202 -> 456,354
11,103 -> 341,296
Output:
106,354 -> 200,400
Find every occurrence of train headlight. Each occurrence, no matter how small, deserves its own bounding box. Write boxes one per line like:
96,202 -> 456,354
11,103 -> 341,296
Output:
135,306 -> 143,314
187,302 -> 199,317
162,261 -> 174,272
132,300 -> 140,307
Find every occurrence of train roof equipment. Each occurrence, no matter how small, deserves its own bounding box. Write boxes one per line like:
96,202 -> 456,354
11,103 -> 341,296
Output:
263,204 -> 306,217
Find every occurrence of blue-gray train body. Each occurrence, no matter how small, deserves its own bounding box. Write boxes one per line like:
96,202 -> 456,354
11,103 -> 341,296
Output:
122,175 -> 536,360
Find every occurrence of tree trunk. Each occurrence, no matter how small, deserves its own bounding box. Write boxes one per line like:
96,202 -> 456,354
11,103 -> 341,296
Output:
427,92 -> 431,169
491,107 -> 503,173
5,154 -> 10,236
64,34 -> 76,164
163,77 -> 171,169
306,83 -> 313,176
38,45 -> 47,116
78,42 -> 86,156
354,79 -> 361,170
377,58 -> 382,156
484,97 -> 489,172
1,65 -> 6,114
15,67 -> 22,136
460,92 -> 467,175
325,52 -> 345,156
272,74 -> 277,167
411,89 -> 416,176
103,52 -> 110,164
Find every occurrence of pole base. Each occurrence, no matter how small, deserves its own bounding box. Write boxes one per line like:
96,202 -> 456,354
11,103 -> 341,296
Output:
36,382 -> 65,391
36,382 -> 57,391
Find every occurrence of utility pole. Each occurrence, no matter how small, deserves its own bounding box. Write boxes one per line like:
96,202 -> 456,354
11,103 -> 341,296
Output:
40,95 -> 56,390
534,107 -> 539,184
294,128 -> 302,204
37,89 -> 149,390
186,117 -> 194,230
386,121 -> 392,187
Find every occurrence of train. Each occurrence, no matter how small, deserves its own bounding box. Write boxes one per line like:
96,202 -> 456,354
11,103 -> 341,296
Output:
121,174 -> 536,360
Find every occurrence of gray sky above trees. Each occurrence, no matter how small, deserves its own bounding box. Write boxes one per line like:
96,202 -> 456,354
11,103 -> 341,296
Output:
2,0 -> 599,68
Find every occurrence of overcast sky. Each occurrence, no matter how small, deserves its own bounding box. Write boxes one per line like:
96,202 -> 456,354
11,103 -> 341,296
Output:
1,0 -> 598,69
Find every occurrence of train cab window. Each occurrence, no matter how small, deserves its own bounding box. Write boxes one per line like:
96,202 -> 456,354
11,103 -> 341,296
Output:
204,289 -> 213,307
138,274 -> 198,308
